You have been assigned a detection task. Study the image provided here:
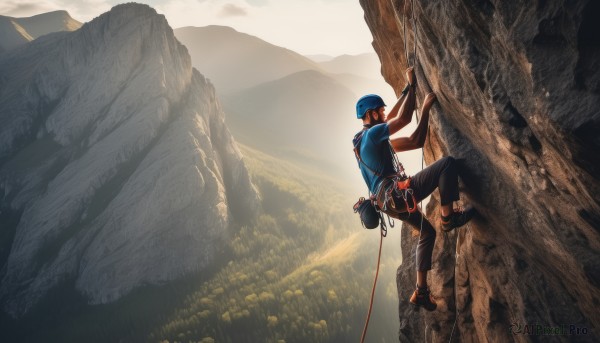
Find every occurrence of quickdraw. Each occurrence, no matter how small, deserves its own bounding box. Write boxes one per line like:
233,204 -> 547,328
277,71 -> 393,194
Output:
395,177 -> 418,213
375,176 -> 418,216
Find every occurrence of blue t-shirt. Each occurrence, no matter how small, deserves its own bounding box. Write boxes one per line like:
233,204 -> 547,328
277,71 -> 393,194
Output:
355,123 -> 396,194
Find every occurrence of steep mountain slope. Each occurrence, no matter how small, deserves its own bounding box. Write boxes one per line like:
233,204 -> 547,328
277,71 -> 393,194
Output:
0,10 -> 81,52
174,25 -> 323,93
0,3 -> 258,318
360,0 -> 600,342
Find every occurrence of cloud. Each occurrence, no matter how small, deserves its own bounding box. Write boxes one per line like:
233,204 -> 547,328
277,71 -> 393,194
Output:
218,3 -> 248,18
0,0 -> 112,23
0,0 -> 372,55
154,0 -> 374,55
0,1 -> 56,17
246,0 -> 268,6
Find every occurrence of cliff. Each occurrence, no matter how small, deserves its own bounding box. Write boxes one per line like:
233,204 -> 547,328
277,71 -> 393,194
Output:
0,3 -> 259,317
360,0 -> 600,342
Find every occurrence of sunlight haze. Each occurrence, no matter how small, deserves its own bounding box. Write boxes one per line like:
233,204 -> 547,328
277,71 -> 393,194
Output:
0,0 -> 427,196
0,0 -> 375,56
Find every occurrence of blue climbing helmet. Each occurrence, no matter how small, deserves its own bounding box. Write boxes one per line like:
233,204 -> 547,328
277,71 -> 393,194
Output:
356,94 -> 386,119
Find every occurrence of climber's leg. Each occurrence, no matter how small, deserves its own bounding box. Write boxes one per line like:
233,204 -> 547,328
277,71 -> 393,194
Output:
410,156 -> 460,216
398,210 -> 436,273
417,270 -> 427,288
395,206 -> 438,310
410,156 -> 476,231
397,211 -> 437,311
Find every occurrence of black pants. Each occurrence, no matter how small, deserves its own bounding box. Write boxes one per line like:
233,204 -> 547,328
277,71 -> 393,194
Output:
395,156 -> 460,271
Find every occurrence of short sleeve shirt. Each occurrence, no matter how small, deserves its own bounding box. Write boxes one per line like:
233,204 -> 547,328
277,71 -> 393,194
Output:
356,123 -> 396,193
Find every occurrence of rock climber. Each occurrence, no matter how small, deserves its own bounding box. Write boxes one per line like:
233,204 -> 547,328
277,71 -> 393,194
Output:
353,67 -> 476,311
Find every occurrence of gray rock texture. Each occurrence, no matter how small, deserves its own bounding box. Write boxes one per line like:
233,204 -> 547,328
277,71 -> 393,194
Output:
0,3 -> 259,317
359,0 -> 600,342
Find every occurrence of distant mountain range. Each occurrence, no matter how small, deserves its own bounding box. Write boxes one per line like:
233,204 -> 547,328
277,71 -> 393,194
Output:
313,52 -> 396,101
304,54 -> 334,62
174,26 -> 394,99
0,10 -> 81,52
222,69 -> 357,167
175,25 -> 396,177
316,53 -> 383,80
174,26 -> 322,93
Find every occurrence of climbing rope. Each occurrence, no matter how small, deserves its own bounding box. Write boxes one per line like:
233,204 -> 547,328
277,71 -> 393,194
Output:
447,204 -> 471,342
361,3 -> 422,341
447,244 -> 460,343
402,0 -> 419,67
399,4 -> 465,341
408,0 -> 425,327
360,224 -> 386,343
405,0 -> 421,126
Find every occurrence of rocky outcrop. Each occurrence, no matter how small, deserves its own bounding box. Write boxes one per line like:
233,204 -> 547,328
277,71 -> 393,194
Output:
0,3 -> 259,317
360,0 -> 600,342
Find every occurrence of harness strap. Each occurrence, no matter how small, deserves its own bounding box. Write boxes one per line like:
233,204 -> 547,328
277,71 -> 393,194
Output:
371,175 -> 419,216
353,129 -> 408,180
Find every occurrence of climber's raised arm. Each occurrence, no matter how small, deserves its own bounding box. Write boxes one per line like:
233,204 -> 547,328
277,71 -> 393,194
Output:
384,86 -> 410,122
390,92 -> 436,152
386,70 -> 416,135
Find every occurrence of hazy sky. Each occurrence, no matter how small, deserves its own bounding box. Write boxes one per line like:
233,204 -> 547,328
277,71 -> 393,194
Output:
0,0 -> 375,56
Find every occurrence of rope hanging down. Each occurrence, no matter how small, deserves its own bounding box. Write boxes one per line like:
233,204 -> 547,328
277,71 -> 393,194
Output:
359,225 -> 386,343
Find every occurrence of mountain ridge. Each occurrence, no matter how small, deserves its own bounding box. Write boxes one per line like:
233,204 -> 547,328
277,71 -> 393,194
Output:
174,25 -> 324,93
221,68 -> 362,177
0,3 -> 259,317
0,10 -> 81,52
317,52 -> 381,79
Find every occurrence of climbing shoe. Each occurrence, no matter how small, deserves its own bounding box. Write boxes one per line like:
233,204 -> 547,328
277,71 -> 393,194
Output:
441,205 -> 476,232
409,286 -> 437,311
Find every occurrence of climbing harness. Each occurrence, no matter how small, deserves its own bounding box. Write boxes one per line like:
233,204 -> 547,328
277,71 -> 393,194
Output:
353,124 -> 417,218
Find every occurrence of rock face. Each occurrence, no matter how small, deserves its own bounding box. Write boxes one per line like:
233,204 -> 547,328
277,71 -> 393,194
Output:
0,3 -> 259,318
0,10 -> 81,53
360,0 -> 600,342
